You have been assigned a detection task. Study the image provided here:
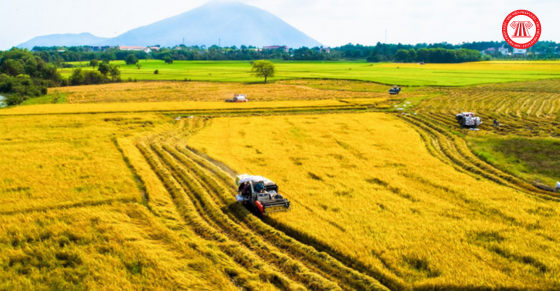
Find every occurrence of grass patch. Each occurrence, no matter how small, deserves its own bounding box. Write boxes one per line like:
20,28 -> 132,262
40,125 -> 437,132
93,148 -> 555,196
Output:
469,136 -> 560,186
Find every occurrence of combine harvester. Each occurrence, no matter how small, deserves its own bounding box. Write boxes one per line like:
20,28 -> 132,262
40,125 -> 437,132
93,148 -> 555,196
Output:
235,174 -> 290,216
389,86 -> 401,95
456,112 -> 482,129
225,94 -> 248,102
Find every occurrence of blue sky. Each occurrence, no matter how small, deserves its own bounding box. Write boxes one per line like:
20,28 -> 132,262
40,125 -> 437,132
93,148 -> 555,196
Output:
0,0 -> 558,50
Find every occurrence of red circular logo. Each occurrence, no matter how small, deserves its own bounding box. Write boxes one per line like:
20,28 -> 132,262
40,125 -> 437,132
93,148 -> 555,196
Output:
502,10 -> 541,49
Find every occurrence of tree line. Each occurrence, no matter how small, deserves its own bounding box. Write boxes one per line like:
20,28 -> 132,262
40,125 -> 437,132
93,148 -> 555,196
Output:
0,48 -> 124,106
28,40 -> 559,64
0,49 -> 62,105
391,48 -> 482,63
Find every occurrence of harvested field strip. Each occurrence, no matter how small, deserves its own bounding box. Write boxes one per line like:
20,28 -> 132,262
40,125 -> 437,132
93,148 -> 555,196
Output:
186,113 -> 560,289
400,115 -> 560,199
0,100 -> 357,116
53,80 -> 389,104
137,142 -> 304,291
166,145 -> 395,291
150,143 -> 345,291
131,118 -> 392,290
415,80 -> 560,137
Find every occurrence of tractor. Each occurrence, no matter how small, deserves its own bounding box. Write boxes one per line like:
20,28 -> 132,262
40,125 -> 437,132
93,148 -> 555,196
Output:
235,174 -> 290,216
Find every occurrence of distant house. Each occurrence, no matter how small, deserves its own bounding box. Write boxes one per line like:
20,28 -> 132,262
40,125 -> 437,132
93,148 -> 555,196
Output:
512,48 -> 527,56
263,45 -> 289,53
149,46 -> 160,52
484,47 -> 497,55
57,49 -> 65,53
118,46 -> 152,53
498,46 -> 509,55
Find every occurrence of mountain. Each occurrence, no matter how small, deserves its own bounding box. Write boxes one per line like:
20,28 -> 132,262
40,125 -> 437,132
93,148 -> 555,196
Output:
17,33 -> 109,49
17,0 -> 321,49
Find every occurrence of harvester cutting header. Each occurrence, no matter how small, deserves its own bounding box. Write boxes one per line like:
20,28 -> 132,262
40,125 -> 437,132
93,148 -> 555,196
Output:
235,174 -> 290,216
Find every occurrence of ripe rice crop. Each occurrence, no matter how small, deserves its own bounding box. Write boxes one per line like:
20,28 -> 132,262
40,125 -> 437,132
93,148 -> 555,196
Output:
188,112 -> 560,290
0,99 -> 356,116
0,113 -> 164,213
3,75 -> 560,290
412,79 -> 560,186
49,80 -> 387,104
415,79 -> 560,136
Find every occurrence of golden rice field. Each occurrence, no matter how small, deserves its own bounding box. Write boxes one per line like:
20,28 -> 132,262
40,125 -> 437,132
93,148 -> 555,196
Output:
411,79 -> 560,187
49,80 -> 394,104
415,79 -> 560,137
1,76 -> 560,290
0,114 -> 270,290
0,99 -> 368,116
187,113 -> 560,290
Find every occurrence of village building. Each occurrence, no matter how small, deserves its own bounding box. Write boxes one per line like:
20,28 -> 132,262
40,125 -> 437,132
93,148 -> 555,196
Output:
498,46 -> 509,55
118,46 -> 152,53
512,48 -> 527,56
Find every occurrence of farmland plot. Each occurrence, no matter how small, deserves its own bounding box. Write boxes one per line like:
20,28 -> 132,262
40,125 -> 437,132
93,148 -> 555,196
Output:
0,114 -> 286,290
187,113 -> 560,290
2,76 -> 560,290
412,78 -> 560,187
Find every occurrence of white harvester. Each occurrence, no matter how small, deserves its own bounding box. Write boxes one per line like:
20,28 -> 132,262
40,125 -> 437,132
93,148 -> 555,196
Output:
456,112 -> 482,128
235,174 -> 290,216
225,94 -> 248,102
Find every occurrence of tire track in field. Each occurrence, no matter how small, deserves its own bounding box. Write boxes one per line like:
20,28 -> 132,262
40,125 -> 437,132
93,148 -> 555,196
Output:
133,117 -> 396,290
148,143 -> 347,291
137,142 -> 307,291
399,114 -> 560,201
165,144 -> 398,291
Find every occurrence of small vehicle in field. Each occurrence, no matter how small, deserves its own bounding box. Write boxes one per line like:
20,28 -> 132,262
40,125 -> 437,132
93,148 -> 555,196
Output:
235,174 -> 290,216
226,94 -> 248,102
456,112 -> 482,128
389,86 -> 401,95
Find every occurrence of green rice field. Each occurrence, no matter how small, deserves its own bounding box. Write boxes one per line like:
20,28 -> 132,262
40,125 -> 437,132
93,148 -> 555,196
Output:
62,60 -> 560,86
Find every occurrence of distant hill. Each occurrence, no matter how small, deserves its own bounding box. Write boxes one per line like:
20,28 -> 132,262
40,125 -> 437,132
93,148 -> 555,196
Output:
17,33 -> 109,49
17,0 -> 321,49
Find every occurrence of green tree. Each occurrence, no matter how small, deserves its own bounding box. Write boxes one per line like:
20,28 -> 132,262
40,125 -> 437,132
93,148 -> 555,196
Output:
24,57 -> 38,77
69,68 -> 85,85
5,93 -> 24,106
394,49 -> 409,62
408,49 -> 417,62
90,59 -> 99,69
164,56 -> 173,64
84,71 -> 105,85
41,63 -> 59,81
101,52 -> 116,62
251,60 -> 275,83
125,54 -> 139,65
98,62 -> 110,77
2,59 -> 25,77
108,64 -> 121,82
